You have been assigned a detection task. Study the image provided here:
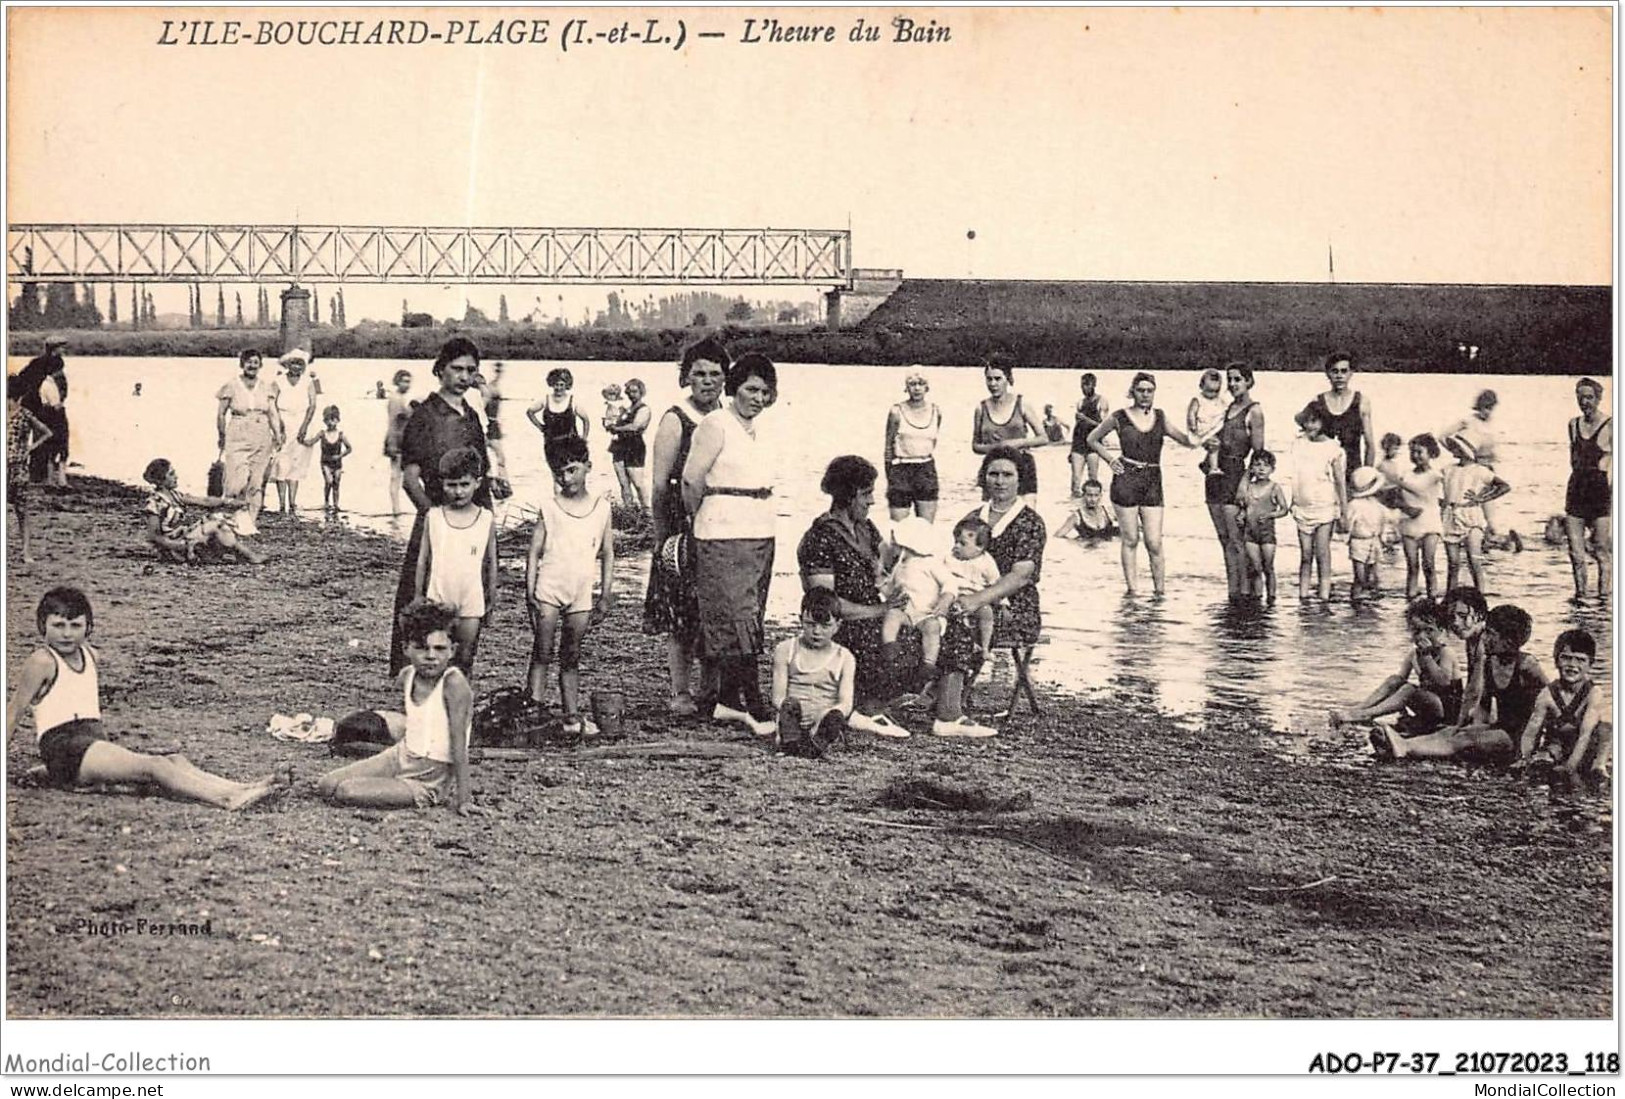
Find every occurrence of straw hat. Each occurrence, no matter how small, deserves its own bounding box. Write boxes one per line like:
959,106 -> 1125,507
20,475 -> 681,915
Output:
43,335 -> 67,349
892,516 -> 936,555
279,348 -> 310,367
1348,466 -> 1386,499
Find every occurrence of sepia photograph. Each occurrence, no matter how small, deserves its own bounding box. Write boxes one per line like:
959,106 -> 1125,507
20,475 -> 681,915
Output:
2,2 -> 1616,1079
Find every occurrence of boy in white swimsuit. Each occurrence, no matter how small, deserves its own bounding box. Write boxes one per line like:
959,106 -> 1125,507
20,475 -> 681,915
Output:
525,436 -> 614,736
7,587 -> 282,809
414,446 -> 497,674
318,598 -> 474,812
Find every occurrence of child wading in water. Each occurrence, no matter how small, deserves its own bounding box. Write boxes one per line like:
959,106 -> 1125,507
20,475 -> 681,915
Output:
525,436 -> 614,736
1289,403 -> 1348,602
142,457 -> 268,564
384,369 -> 413,516
1330,598 -> 1460,737
6,588 -> 282,809
8,378 -> 53,562
414,446 -> 497,674
1395,433 -> 1445,599
1056,479 -> 1119,542
770,588 -> 858,756
317,599 -> 474,812
1512,628 -> 1612,786
317,405 -> 352,511
1189,369 -> 1228,477
1440,433 -> 1511,592
1235,450 -> 1288,602
1344,466 -> 1389,603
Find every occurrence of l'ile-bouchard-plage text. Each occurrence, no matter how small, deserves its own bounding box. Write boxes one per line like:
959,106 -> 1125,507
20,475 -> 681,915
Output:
155,15 -> 951,51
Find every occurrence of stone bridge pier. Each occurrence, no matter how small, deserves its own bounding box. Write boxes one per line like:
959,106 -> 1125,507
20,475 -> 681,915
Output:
826,268 -> 903,328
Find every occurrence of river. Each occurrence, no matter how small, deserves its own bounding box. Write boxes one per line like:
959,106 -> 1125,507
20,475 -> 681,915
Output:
18,353 -> 1613,751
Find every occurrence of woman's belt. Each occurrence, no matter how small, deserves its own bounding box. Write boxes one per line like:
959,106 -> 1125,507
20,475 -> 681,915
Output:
889,456 -> 934,465
229,409 -> 268,418
704,486 -> 773,499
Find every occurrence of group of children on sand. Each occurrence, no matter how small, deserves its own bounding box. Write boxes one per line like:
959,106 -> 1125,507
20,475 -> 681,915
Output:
1331,586 -> 1611,784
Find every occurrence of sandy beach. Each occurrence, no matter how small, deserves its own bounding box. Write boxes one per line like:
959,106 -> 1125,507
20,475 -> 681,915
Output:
5,478 -> 1611,1018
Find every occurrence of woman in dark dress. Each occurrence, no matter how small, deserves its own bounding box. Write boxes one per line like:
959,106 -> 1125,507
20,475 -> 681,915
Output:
797,455 -> 911,736
1087,372 -> 1199,596
389,337 -> 491,675
1308,352 -> 1375,485
643,339 -> 728,714
1206,364 -> 1265,597
930,447 -> 1048,738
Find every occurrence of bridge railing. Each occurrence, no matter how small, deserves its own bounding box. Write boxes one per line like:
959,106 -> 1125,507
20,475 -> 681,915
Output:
6,225 -> 853,286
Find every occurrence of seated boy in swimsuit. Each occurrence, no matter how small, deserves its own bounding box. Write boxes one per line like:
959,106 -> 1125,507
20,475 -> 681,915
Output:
317,598 -> 475,812
1514,628 -> 1612,785
1332,598 -> 1460,741
6,587 -> 283,809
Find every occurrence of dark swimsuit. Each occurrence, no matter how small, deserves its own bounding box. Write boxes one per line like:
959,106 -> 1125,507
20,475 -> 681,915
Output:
1071,394 -> 1105,454
1485,655 -> 1546,737
541,399 -> 582,466
1206,400 -> 1256,506
1539,680 -> 1595,759
320,434 -> 343,470
975,396 -> 1039,495
1109,409 -> 1166,509
609,400 -> 647,467
1565,417 -> 1611,521
1311,392 -> 1365,485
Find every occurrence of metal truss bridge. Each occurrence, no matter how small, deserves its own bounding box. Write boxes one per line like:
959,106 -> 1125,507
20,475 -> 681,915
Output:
6,224 -> 853,287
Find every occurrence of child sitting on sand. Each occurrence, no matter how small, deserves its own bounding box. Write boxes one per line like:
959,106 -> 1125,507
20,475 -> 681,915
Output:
1235,450 -> 1289,602
1189,369 -> 1228,476
142,458 -> 267,564
1440,433 -> 1511,592
6,587 -> 282,810
1331,598 -> 1460,736
317,405 -> 352,511
525,436 -> 613,737
317,598 -> 474,812
769,588 -> 857,756
414,446 -> 497,674
1371,603 -> 1546,764
1513,628 -> 1612,785
1056,479 -> 1119,541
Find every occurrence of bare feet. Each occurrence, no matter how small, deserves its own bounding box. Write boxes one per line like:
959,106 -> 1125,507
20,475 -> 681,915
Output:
1368,726 -> 1397,762
224,777 -> 282,812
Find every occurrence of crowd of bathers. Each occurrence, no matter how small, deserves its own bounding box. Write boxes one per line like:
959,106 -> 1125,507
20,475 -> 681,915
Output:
4,338 -> 1613,811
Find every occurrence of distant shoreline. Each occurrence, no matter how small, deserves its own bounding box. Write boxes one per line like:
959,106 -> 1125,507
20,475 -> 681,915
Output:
9,278 -> 1611,373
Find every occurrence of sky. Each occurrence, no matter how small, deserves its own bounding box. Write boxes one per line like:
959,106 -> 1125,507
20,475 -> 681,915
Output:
5,5 -> 1615,321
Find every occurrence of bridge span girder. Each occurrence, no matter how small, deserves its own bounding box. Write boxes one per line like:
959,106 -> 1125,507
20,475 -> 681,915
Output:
7,224 -> 853,287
